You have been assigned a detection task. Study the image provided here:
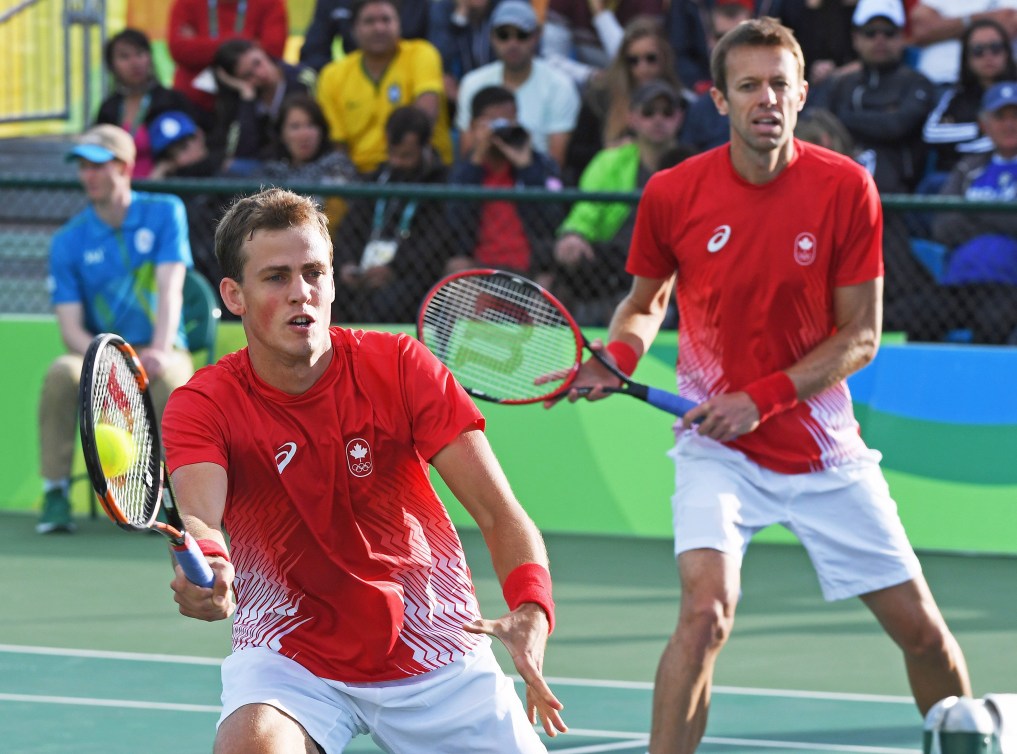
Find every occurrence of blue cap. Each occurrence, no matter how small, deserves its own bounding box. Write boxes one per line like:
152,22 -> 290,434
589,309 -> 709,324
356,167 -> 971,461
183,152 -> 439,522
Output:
150,110 -> 198,157
982,82 -> 1017,114
491,1 -> 538,33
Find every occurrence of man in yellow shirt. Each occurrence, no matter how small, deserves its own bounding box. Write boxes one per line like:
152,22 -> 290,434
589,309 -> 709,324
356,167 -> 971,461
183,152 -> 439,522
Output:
317,0 -> 453,173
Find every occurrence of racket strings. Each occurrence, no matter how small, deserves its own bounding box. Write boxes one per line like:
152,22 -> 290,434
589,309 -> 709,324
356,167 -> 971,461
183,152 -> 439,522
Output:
420,275 -> 579,401
91,347 -> 159,527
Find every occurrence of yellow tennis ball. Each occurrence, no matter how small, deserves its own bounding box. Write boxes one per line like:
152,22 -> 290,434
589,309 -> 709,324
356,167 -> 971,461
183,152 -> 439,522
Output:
95,423 -> 135,478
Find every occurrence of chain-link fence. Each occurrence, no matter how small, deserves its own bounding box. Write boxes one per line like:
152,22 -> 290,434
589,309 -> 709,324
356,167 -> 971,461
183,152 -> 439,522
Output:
2,174 -> 1016,344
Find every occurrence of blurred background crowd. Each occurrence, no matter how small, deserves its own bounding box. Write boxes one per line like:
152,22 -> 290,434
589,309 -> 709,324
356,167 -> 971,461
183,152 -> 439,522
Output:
7,0 -> 1017,344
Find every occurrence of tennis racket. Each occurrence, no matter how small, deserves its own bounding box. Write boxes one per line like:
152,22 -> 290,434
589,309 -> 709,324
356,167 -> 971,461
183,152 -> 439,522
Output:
417,269 -> 697,416
78,333 -> 215,587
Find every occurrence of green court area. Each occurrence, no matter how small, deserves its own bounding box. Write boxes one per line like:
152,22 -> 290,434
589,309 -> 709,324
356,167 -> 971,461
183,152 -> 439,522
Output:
2,510 -> 1015,753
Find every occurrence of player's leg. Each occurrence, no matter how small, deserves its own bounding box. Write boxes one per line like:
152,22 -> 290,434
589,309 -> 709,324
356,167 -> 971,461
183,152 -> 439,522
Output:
860,578 -> 971,714
649,548 -> 741,754
217,647 -> 366,754
215,704 -> 323,754
37,354 -> 84,533
354,643 -> 546,753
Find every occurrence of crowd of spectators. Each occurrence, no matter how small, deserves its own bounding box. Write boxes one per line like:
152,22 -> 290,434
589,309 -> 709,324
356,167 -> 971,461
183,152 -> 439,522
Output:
81,0 -> 1017,344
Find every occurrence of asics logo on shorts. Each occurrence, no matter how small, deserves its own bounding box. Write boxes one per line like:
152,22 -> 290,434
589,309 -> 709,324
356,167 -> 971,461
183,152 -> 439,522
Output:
275,442 -> 297,474
707,225 -> 731,253
346,438 -> 374,478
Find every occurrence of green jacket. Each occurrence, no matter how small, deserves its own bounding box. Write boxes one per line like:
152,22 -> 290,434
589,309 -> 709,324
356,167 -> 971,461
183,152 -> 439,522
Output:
559,142 -> 641,243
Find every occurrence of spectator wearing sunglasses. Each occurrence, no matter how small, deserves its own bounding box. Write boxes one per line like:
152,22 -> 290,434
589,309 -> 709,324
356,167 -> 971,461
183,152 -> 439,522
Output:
552,80 -> 692,325
564,15 -> 685,184
455,0 -> 581,168
921,19 -> 1017,191
910,1 -> 1017,87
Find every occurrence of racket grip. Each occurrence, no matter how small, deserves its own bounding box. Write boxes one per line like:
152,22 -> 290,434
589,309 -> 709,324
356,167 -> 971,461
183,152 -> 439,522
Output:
644,387 -> 697,417
171,532 -> 216,588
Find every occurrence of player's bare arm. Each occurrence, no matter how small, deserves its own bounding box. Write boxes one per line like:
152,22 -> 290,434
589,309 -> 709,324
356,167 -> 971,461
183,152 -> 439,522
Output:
169,461 -> 235,622
686,278 -> 883,441
432,429 -> 568,737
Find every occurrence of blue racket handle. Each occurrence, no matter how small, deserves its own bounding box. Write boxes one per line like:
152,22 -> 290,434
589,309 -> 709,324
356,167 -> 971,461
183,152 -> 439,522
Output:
171,532 -> 216,588
644,387 -> 697,417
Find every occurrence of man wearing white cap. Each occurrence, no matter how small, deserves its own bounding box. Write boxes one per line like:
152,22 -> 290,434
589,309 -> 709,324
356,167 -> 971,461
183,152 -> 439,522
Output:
456,0 -> 580,167
36,124 -> 195,534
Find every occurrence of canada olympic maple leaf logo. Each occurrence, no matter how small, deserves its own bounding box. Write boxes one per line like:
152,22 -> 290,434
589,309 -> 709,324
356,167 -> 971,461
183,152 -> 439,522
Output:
346,438 -> 374,478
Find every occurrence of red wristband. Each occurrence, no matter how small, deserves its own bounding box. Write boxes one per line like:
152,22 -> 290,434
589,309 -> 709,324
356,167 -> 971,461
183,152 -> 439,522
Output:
197,538 -> 230,562
605,341 -> 639,376
502,563 -> 555,634
742,371 -> 798,423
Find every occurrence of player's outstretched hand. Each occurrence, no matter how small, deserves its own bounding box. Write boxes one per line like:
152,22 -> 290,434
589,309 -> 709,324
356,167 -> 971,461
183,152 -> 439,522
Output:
540,338 -> 621,409
171,559 -> 235,622
465,604 -> 568,737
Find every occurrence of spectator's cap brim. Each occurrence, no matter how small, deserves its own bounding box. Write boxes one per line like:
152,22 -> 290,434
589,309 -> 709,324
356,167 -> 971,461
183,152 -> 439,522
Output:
490,0 -> 539,33
66,124 -> 136,164
852,0 -> 905,27
982,82 -> 1017,113
631,80 -> 682,110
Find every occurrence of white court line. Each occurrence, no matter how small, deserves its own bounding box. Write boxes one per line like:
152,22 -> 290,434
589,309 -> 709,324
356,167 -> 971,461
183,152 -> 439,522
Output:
0,646 -> 912,705
0,692 -> 220,714
700,737 -> 918,754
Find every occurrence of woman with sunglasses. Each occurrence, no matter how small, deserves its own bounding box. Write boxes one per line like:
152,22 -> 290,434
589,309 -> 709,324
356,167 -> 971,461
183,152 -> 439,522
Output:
564,15 -> 685,183
921,19 -> 1017,192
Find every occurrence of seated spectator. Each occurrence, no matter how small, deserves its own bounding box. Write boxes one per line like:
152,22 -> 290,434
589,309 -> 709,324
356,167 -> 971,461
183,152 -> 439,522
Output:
208,38 -> 316,176
447,85 -> 564,280
333,107 -> 449,323
667,0 -> 755,97
553,80 -> 690,324
794,108 -> 856,156
814,0 -> 936,194
456,1 -> 581,168
299,0 -> 429,71
428,0 -> 506,108
921,19 -> 1017,192
566,15 -> 684,183
167,0 -> 288,113
778,0 -> 861,92
317,0 -> 453,173
542,0 -> 664,70
95,28 -> 200,178
909,1 -> 1017,87
676,0 -> 754,152
260,93 -> 358,185
147,110 -> 231,298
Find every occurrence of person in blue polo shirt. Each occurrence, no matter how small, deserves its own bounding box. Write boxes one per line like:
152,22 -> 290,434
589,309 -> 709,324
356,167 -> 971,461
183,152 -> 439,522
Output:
37,124 -> 195,533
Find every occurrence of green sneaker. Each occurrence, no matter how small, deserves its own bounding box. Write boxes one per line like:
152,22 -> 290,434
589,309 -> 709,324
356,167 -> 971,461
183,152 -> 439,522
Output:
36,488 -> 76,534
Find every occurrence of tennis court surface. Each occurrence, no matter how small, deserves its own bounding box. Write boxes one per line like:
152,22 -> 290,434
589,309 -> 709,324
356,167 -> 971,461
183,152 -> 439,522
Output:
3,510 -> 1015,753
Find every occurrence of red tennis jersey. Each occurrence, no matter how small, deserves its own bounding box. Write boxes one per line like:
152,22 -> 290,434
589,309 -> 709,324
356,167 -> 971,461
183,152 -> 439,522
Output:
163,328 -> 487,682
628,139 -> 883,474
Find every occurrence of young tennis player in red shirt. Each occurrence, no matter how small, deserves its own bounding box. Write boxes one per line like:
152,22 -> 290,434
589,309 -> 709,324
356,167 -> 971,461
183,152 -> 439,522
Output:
557,17 -> 971,754
163,188 -> 565,753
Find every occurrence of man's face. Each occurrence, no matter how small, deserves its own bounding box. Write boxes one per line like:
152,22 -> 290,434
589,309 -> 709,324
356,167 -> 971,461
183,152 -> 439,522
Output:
711,44 -> 807,156
76,158 -> 129,203
387,132 -> 424,176
353,2 -> 401,56
983,105 -> 1017,159
110,41 -> 152,88
629,96 -> 683,147
234,47 -> 276,91
224,225 -> 335,365
852,19 -> 905,68
492,24 -> 538,70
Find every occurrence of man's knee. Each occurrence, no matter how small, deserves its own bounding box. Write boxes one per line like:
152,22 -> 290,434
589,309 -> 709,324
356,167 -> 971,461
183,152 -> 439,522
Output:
42,355 -> 82,394
677,593 -> 737,654
215,704 -> 320,754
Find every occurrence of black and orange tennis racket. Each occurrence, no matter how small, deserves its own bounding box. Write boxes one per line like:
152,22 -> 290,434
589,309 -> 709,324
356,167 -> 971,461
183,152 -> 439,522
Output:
78,333 -> 214,587
417,269 -> 697,416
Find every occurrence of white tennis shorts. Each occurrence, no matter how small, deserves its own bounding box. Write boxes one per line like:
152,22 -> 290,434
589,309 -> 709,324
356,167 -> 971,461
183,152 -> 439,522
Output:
218,640 -> 546,753
669,432 -> 922,601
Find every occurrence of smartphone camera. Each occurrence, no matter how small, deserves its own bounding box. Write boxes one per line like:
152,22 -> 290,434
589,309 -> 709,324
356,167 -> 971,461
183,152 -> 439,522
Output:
489,118 -> 529,148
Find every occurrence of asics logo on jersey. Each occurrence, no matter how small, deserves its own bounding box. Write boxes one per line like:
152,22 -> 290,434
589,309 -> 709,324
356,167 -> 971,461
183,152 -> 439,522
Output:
707,225 -> 731,253
794,232 -> 818,266
346,438 -> 374,478
275,442 -> 297,474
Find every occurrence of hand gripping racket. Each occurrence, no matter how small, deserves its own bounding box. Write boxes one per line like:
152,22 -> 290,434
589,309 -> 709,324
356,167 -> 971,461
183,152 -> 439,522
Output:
78,333 -> 215,587
417,269 -> 697,416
